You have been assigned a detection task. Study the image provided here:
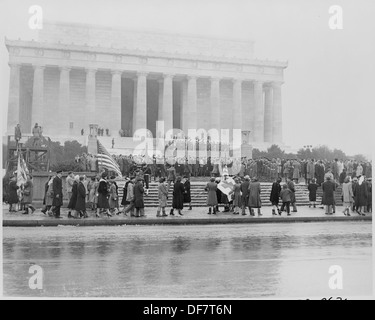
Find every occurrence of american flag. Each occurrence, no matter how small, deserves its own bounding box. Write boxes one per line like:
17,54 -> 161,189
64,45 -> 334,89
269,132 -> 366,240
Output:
16,152 -> 29,186
96,140 -> 122,177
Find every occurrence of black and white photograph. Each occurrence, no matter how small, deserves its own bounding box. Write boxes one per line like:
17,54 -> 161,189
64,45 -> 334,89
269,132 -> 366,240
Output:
0,0 -> 373,302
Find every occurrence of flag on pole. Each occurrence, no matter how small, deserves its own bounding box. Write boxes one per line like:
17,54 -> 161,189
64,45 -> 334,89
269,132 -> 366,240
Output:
96,139 -> 122,177
16,153 -> 29,186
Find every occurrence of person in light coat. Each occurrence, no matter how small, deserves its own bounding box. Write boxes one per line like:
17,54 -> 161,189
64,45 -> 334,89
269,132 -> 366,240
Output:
157,177 -> 169,217
342,176 -> 354,216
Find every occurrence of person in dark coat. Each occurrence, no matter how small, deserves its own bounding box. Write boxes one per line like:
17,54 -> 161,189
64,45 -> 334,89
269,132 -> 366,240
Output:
215,178 -> 223,212
41,175 -> 53,215
248,178 -> 262,216
183,176 -> 192,210
322,176 -> 336,214
75,176 -> 88,218
287,178 -> 297,212
171,176 -> 184,216
366,178 -> 372,213
96,173 -> 112,218
308,178 -> 319,208
67,175 -> 79,219
134,177 -> 145,217
52,171 -> 63,218
205,177 -> 218,214
240,176 -> 251,215
315,161 -> 325,186
8,176 -> 19,212
270,177 -> 282,215
353,176 -> 368,216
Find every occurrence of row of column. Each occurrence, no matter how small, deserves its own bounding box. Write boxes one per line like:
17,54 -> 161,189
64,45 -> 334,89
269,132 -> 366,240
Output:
7,63 -> 283,143
132,72 -> 283,143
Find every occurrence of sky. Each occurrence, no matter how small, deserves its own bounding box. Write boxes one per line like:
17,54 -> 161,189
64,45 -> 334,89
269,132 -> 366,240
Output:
0,0 -> 374,157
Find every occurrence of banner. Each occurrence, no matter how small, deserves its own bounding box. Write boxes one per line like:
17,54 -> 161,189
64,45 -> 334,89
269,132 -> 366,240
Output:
217,177 -> 235,197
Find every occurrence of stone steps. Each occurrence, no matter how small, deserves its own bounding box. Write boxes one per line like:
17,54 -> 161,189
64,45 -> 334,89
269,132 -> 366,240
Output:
115,181 -> 325,207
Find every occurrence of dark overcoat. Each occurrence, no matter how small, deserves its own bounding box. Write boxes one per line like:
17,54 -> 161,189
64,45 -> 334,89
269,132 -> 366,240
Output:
232,183 -> 242,207
121,180 -> 130,205
269,182 -> 281,205
134,182 -> 145,209
308,183 -> 318,201
354,182 -> 368,207
173,181 -> 185,210
52,176 -> 63,207
322,180 -> 336,205
67,181 -> 78,209
206,182 -> 218,206
97,179 -> 109,209
8,180 -> 19,204
240,181 -> 250,206
248,181 -> 261,208
75,182 -> 86,212
183,180 -> 191,203
287,180 -> 296,203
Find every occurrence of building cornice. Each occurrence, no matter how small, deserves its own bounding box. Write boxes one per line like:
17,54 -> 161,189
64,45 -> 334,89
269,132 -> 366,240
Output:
4,38 -> 288,69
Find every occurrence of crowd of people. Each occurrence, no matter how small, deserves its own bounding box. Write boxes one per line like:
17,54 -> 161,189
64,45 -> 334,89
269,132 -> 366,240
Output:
3,155 -> 372,219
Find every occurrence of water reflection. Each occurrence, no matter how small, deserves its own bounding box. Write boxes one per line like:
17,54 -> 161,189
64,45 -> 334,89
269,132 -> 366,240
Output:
3,222 -> 372,298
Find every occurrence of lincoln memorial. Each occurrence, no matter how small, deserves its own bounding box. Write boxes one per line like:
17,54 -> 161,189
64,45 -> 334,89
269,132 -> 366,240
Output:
5,22 -> 287,147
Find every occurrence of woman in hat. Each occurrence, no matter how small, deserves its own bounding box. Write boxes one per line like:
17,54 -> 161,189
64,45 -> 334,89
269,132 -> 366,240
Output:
248,177 -> 262,216
67,175 -> 79,219
170,176 -> 184,216
353,176 -> 368,216
157,177 -> 169,217
183,176 -> 192,211
205,177 -> 218,214
96,172 -> 112,218
230,178 -> 242,215
75,176 -> 88,218
8,176 -> 19,213
342,176 -> 354,216
134,177 -> 145,217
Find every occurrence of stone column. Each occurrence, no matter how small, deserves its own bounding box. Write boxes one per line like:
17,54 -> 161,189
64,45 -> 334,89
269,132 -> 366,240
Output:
133,72 -> 148,133
158,79 -> 163,121
187,75 -> 197,131
162,73 -> 174,134
111,70 -> 122,135
272,82 -> 283,144
31,64 -> 45,130
180,80 -> 188,133
253,80 -> 264,142
264,85 -> 273,143
7,63 -> 21,133
210,77 -> 221,131
85,68 -> 97,130
59,66 -> 71,135
232,79 -> 242,131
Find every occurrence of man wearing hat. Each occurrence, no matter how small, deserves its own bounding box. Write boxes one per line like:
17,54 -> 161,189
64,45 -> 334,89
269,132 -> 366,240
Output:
52,170 -> 63,218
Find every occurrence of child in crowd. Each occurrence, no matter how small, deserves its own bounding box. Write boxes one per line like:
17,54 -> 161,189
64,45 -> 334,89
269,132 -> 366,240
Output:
308,178 -> 318,208
280,184 -> 293,216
